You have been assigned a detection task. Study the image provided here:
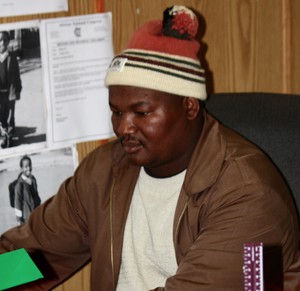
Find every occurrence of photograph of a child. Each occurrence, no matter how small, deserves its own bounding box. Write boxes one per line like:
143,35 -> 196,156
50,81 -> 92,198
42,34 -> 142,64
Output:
12,155 -> 41,224
0,22 -> 46,154
0,147 -> 76,233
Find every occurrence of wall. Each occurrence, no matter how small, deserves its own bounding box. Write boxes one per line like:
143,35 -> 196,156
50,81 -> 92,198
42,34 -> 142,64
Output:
105,0 -> 300,94
1,0 -> 299,290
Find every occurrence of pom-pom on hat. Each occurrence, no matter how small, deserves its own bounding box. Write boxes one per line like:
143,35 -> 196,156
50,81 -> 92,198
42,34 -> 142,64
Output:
105,5 -> 207,100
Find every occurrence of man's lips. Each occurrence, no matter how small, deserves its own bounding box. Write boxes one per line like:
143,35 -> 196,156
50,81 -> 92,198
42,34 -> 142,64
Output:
121,140 -> 142,154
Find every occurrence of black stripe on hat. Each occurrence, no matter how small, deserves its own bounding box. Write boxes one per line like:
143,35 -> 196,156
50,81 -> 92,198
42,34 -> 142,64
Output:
125,63 -> 206,84
123,50 -> 202,70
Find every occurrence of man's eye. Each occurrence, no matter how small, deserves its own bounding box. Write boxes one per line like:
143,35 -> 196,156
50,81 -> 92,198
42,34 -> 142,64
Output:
136,111 -> 149,116
112,111 -> 122,116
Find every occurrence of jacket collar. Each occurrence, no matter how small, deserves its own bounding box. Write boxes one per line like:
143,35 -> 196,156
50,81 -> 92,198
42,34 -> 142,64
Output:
183,111 -> 226,195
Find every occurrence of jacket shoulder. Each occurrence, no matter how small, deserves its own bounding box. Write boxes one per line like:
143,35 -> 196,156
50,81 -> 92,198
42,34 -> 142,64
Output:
75,139 -> 125,177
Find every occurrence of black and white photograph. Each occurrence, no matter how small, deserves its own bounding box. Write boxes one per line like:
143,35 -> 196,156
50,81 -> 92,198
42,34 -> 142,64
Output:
0,21 -> 46,156
0,147 -> 76,234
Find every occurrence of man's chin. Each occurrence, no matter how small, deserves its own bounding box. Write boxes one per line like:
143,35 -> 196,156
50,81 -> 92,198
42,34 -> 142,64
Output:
126,156 -> 145,167
124,153 -> 149,168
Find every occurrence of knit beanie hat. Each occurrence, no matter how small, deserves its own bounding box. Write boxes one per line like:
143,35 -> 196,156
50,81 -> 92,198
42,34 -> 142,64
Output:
105,5 -> 207,100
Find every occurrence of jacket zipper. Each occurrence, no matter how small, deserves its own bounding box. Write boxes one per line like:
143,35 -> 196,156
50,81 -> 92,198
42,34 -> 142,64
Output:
110,177 -> 116,290
174,200 -> 188,244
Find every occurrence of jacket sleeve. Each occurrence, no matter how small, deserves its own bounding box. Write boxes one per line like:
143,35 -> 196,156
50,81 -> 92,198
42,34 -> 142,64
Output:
151,182 -> 299,291
0,171 -> 91,290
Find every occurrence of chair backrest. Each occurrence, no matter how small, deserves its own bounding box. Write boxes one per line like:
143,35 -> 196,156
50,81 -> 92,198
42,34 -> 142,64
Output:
205,92 -> 300,214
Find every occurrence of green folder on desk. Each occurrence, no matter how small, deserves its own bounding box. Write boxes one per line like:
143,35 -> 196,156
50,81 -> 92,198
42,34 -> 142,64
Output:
0,248 -> 43,290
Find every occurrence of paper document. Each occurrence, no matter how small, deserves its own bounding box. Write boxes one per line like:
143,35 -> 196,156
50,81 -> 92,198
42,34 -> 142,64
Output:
0,248 -> 43,290
41,13 -> 114,148
0,0 -> 68,17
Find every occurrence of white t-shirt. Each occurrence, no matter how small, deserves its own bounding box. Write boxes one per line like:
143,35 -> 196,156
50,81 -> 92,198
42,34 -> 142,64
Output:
116,167 -> 186,290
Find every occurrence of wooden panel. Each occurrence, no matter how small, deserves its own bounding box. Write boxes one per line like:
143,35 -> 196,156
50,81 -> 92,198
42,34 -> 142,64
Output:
105,0 -> 299,94
53,263 -> 91,291
291,0 -> 300,94
199,0 -> 283,93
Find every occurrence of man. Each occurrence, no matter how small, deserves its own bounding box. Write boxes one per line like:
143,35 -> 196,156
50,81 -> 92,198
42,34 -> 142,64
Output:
0,30 -> 22,147
0,5 -> 299,290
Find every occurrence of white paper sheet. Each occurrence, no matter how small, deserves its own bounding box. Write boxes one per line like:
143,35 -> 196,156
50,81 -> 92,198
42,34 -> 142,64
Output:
40,13 -> 114,149
0,0 -> 68,17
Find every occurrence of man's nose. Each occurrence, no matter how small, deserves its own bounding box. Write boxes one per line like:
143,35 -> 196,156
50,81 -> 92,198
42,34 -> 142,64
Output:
116,113 -> 136,136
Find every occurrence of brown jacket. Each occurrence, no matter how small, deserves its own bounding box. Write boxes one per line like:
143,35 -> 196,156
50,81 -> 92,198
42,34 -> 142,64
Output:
1,112 -> 299,290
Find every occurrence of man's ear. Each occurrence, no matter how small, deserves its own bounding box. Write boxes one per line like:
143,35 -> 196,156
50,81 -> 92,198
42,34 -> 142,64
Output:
183,97 -> 201,120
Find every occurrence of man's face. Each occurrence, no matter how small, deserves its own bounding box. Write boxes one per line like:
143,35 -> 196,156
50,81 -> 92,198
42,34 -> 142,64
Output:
0,33 -> 9,54
109,85 -> 194,177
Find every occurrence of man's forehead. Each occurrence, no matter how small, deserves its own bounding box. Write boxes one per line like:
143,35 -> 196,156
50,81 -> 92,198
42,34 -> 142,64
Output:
109,85 -> 183,99
108,86 -> 182,106
109,88 -> 157,106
